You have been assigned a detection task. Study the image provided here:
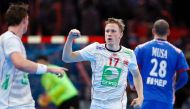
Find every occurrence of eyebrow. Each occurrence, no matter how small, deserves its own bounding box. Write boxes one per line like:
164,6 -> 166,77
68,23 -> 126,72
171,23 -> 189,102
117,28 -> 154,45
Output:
105,29 -> 117,32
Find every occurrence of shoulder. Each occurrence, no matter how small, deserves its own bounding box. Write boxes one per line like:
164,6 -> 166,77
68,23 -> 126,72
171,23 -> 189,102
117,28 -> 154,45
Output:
91,42 -> 103,47
166,41 -> 182,53
1,31 -> 20,42
121,46 -> 134,57
136,40 -> 153,49
1,31 -> 11,40
122,46 -> 133,53
87,42 -> 106,50
86,42 -> 99,47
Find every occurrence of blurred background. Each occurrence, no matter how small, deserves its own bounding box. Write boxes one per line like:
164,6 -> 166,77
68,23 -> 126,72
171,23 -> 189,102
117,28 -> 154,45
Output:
0,0 -> 190,109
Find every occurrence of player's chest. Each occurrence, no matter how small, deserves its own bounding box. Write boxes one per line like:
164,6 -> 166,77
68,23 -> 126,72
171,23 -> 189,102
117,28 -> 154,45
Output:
95,52 -> 130,68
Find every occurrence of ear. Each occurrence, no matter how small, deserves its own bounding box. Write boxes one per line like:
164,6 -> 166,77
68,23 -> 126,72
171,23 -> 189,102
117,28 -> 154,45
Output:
167,29 -> 170,36
152,28 -> 155,35
120,32 -> 123,39
21,18 -> 26,24
22,16 -> 28,24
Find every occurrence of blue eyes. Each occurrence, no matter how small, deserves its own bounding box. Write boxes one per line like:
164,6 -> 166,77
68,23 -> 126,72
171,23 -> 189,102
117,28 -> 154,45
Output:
105,29 -> 117,33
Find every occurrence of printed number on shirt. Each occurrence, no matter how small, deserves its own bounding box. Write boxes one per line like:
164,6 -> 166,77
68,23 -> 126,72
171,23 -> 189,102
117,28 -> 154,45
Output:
146,58 -> 167,87
109,57 -> 119,67
150,58 -> 167,78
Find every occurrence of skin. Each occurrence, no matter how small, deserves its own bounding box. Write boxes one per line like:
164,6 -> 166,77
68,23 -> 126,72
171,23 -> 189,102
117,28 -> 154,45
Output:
152,27 -> 169,40
104,23 -> 123,51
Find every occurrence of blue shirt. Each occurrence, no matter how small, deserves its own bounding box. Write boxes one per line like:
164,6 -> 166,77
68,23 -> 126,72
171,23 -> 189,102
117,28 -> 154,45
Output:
129,39 -> 189,104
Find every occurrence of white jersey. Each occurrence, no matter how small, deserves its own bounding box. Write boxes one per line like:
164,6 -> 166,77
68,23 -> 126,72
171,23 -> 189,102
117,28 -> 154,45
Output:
79,42 -> 138,108
0,31 -> 35,109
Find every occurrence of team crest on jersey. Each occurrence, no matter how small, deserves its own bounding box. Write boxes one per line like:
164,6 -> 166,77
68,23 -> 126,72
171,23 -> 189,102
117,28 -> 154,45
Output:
101,65 -> 122,87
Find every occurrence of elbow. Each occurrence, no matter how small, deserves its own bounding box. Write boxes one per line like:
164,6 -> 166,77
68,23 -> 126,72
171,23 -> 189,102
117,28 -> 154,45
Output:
181,72 -> 189,85
14,62 -> 24,70
10,53 -> 27,71
12,58 -> 26,71
62,56 -> 71,63
176,72 -> 189,90
63,60 -> 71,63
184,74 -> 189,85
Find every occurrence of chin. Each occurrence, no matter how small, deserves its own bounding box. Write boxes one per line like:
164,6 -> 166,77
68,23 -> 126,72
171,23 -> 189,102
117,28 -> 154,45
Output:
106,41 -> 111,45
106,40 -> 112,44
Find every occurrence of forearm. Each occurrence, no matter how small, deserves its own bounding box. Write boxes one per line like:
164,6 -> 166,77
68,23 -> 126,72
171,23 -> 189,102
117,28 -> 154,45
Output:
62,38 -> 74,63
15,59 -> 38,74
132,70 -> 143,98
62,29 -> 84,63
175,72 -> 188,91
11,52 -> 49,74
10,52 -> 38,73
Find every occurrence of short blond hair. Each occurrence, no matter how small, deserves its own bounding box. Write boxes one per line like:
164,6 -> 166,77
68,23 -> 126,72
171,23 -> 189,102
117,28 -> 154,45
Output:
105,18 -> 125,32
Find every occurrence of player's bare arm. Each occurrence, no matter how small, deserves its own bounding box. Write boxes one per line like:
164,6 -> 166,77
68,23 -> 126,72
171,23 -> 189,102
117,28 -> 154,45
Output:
62,29 -> 84,63
130,68 -> 144,108
11,52 -> 68,75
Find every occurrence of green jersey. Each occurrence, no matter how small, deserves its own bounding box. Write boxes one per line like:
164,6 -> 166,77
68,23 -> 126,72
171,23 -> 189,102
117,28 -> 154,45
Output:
41,65 -> 78,106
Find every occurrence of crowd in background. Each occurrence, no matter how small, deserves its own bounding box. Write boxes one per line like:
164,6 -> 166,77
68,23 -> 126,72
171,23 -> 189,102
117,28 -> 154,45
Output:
1,0 -> 190,42
1,0 -> 190,49
0,0 -> 190,109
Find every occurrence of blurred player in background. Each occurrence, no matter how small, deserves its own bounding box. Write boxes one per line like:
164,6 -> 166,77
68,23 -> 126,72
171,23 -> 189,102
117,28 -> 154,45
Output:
128,19 -> 189,109
62,18 -> 144,109
0,3 -> 67,109
37,55 -> 79,109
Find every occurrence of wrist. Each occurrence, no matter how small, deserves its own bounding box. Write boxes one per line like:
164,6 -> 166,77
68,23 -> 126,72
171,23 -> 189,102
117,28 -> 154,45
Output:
36,63 -> 47,74
138,96 -> 144,100
67,36 -> 74,41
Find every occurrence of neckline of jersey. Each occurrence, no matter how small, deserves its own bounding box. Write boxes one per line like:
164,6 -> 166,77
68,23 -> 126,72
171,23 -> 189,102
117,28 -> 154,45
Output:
105,44 -> 122,52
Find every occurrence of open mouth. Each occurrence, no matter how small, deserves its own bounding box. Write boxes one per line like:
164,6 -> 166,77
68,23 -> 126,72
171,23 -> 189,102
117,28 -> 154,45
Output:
108,38 -> 112,41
